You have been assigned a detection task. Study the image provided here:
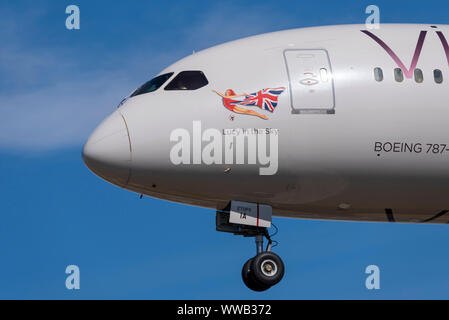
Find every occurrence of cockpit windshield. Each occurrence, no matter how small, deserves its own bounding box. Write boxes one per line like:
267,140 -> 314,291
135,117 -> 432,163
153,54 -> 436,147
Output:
164,71 -> 209,90
130,72 -> 174,97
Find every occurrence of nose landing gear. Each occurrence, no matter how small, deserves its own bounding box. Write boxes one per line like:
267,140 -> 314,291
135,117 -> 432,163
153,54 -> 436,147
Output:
216,210 -> 285,292
241,232 -> 285,291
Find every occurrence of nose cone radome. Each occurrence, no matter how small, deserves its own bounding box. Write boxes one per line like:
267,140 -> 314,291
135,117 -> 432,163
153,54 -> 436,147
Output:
82,111 -> 131,187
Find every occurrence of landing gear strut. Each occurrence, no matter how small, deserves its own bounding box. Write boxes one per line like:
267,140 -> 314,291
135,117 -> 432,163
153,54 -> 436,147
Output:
216,211 -> 285,292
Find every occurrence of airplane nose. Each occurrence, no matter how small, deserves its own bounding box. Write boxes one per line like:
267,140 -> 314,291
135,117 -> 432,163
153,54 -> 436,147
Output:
82,111 -> 132,187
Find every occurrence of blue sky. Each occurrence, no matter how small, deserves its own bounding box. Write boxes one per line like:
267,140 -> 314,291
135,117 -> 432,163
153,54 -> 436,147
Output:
2,0 -> 449,299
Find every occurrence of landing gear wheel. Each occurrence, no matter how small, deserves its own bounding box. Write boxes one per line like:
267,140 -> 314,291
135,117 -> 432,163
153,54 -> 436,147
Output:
216,209 -> 284,291
250,252 -> 284,287
242,258 -> 271,292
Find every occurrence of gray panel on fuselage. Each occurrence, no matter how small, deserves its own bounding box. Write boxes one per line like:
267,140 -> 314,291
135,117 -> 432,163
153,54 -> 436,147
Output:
284,49 -> 336,114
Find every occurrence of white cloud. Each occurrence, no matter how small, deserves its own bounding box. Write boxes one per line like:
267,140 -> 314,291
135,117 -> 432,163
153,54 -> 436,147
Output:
0,72 -> 135,151
181,3 -> 298,51
0,13 -> 169,152
0,2 -> 299,153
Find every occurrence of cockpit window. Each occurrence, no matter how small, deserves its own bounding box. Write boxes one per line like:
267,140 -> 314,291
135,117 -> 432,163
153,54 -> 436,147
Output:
130,72 -> 174,97
164,71 -> 209,91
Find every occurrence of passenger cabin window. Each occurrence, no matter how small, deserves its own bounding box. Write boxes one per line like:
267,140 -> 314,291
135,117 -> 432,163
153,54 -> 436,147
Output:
414,69 -> 424,83
394,68 -> 404,82
164,71 -> 209,90
131,73 -> 174,97
374,67 -> 383,82
434,69 -> 444,84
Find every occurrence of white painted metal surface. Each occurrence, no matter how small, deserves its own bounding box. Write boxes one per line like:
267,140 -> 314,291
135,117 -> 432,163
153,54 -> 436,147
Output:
284,49 -> 335,113
83,24 -> 449,224
229,201 -> 272,228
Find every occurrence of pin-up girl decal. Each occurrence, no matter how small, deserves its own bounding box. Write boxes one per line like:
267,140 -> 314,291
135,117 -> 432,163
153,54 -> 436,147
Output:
213,87 -> 285,120
213,89 -> 268,120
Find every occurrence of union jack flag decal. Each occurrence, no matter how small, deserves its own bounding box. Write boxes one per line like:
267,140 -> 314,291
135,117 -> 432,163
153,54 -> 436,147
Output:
239,87 -> 286,112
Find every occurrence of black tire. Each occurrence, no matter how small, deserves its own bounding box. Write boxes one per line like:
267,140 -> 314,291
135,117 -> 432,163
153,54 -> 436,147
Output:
242,258 -> 271,292
249,252 -> 285,287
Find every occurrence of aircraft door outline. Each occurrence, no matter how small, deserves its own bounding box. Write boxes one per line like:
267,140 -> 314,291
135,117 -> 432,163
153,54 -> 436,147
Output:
283,49 -> 336,114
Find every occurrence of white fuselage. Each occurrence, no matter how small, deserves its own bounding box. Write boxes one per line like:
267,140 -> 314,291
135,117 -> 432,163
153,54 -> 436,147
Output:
83,24 -> 449,224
